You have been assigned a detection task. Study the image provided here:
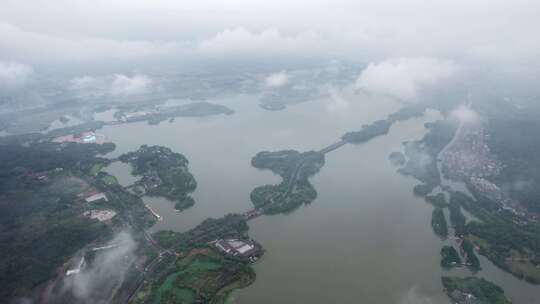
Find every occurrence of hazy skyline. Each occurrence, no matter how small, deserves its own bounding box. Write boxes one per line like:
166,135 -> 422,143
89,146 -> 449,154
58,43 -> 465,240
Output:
1,1 -> 538,66
2,0 -> 539,108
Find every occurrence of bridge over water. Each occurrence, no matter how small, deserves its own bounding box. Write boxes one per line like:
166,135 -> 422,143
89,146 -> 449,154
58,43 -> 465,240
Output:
318,140 -> 347,154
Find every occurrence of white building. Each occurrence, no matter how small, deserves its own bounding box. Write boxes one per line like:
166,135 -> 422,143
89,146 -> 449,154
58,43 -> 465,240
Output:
85,193 -> 108,203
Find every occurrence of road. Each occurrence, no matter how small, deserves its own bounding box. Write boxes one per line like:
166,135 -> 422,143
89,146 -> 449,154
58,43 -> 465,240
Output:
125,231 -> 176,303
319,140 -> 347,154
285,140 -> 349,197
126,129 -> 350,299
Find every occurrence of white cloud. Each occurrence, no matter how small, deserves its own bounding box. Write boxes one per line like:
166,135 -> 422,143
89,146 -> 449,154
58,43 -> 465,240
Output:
355,57 -> 458,100
265,71 -> 289,88
398,286 -> 434,304
198,27 -> 322,58
0,61 -> 33,89
0,22 -> 179,63
450,104 -> 480,123
70,76 -> 98,90
69,74 -> 153,98
110,74 -> 153,96
0,0 -> 539,100
1,1 -> 539,76
326,86 -> 350,114
48,231 -> 137,303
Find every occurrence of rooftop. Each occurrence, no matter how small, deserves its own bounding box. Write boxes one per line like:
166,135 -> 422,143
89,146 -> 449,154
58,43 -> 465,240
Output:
85,193 -> 108,203
213,238 -> 258,258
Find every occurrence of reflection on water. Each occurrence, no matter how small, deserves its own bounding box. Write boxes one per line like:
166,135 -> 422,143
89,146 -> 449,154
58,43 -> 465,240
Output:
100,92 -> 539,304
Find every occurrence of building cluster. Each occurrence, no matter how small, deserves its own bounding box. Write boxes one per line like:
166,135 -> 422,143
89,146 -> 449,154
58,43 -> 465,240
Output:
212,238 -> 259,260
127,173 -> 163,197
84,209 -> 117,222
441,122 -> 539,224
469,177 -> 538,224
469,177 -> 508,205
448,290 -> 478,304
440,123 -> 502,180
53,131 -> 106,144
26,171 -> 50,182
79,189 -> 108,203
25,167 -> 63,183
119,110 -> 158,122
243,209 -> 261,220
141,174 -> 162,191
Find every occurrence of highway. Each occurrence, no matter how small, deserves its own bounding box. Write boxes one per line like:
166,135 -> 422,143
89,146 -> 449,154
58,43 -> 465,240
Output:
124,231 -> 176,303
286,140 -> 349,195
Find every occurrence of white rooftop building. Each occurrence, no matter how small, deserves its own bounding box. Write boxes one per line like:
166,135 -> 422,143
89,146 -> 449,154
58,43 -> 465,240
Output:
85,193 -> 108,203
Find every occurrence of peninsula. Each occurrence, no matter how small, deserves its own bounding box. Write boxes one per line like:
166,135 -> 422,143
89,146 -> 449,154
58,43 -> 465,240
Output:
132,214 -> 263,304
442,276 -> 512,304
114,101 -> 234,126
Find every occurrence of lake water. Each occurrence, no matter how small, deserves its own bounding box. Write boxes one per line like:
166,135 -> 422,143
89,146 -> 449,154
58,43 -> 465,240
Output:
102,161 -> 138,187
98,91 -> 539,304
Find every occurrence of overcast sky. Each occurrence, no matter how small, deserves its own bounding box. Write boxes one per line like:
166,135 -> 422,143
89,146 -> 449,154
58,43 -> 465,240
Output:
2,0 -> 539,63
1,0 -> 539,98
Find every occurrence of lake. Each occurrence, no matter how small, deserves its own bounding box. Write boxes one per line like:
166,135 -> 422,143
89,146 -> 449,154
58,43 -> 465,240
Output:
99,90 -> 539,303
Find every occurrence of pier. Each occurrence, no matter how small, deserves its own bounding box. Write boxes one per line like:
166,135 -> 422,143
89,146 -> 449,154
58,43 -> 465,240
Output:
145,204 -> 163,221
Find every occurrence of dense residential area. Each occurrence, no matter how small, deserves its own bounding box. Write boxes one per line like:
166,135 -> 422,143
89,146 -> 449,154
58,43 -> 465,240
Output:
392,106 -> 540,291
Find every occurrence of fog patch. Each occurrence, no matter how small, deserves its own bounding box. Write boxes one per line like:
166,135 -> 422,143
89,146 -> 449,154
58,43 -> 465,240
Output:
11,297 -> 34,304
355,57 -> 458,100
265,71 -> 289,88
325,86 -> 350,114
0,61 -> 33,90
499,177 -> 534,195
70,73 -> 154,99
0,21 -> 176,63
411,147 -> 434,169
511,179 -> 534,192
398,286 -> 434,304
450,104 -> 479,124
110,74 -> 152,96
48,231 -> 137,304
198,27 -> 321,58
70,76 -> 98,90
